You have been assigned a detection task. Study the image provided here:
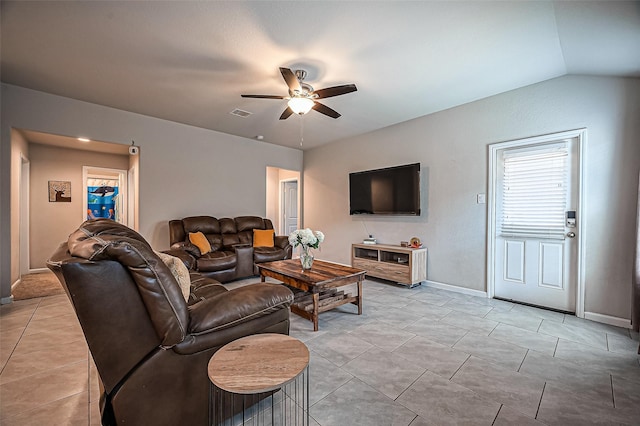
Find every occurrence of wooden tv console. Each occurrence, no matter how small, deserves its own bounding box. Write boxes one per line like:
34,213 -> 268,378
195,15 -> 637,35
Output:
351,243 -> 427,288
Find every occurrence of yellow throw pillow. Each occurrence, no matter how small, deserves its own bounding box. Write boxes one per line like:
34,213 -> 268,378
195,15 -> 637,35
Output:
188,231 -> 212,255
253,229 -> 275,247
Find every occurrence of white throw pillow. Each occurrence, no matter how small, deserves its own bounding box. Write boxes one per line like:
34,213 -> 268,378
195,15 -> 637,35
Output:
155,251 -> 191,302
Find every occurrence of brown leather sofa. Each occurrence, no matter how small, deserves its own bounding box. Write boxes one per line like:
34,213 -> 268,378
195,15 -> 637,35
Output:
169,215 -> 292,282
47,219 -> 293,426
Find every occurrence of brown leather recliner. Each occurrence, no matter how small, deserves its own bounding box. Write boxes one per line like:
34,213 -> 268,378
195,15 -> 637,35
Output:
47,219 -> 293,426
168,216 -> 293,282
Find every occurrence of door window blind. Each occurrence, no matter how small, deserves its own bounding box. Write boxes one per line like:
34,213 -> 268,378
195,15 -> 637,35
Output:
500,144 -> 568,239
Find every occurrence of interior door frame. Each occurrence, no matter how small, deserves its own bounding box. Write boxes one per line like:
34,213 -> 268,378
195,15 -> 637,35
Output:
279,177 -> 299,236
82,166 -> 128,226
19,154 -> 30,275
486,128 -> 587,318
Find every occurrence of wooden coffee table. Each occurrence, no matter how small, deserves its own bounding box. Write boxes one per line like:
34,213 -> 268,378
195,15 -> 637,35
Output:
258,259 -> 366,331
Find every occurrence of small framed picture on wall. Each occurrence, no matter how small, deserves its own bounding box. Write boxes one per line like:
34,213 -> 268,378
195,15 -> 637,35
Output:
48,180 -> 71,202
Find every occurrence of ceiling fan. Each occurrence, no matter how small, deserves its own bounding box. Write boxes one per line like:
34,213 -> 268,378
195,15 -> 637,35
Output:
241,67 -> 357,120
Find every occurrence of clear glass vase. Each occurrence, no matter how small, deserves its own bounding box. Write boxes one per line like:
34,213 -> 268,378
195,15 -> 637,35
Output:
300,247 -> 314,270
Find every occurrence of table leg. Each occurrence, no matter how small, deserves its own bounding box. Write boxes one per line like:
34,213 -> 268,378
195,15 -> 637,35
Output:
260,274 -> 266,283
312,293 -> 319,331
357,279 -> 363,315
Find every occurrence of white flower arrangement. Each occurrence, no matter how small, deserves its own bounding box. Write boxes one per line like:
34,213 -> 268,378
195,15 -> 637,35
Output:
288,228 -> 324,250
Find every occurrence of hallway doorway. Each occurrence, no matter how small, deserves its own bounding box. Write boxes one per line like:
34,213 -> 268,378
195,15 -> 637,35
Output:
266,166 -> 301,234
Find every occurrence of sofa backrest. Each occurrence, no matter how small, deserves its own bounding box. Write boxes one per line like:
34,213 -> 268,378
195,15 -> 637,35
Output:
66,219 -> 190,347
169,216 -> 275,250
48,245 -> 161,394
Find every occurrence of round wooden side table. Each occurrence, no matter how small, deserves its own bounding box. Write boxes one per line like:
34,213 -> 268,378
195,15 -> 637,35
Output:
208,333 -> 310,426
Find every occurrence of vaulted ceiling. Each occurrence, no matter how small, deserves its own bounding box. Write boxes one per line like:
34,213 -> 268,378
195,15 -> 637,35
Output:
2,1 -> 639,150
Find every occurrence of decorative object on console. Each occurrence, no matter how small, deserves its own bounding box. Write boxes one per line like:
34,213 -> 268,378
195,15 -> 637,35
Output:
409,237 -> 422,248
363,235 -> 377,245
288,228 -> 324,270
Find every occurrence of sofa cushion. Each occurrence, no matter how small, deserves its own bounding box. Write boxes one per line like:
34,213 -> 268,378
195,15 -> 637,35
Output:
189,232 -> 212,255
197,251 -> 237,272
183,216 -> 220,234
219,218 -> 237,234
253,229 -> 275,247
187,273 -> 228,305
187,283 -> 293,333
236,216 -> 266,232
254,247 -> 287,263
222,233 -> 241,248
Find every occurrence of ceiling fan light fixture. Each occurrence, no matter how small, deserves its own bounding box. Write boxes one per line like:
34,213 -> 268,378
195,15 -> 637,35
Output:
288,97 -> 314,115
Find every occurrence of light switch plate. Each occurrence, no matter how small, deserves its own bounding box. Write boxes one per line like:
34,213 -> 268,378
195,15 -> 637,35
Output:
477,193 -> 486,204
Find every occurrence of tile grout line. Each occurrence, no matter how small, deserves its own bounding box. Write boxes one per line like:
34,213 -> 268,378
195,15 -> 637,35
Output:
0,298 -> 43,377
449,354 -> 472,380
491,404 -> 504,426
535,382 -> 546,420
394,367 -> 428,402
517,349 -> 529,372
609,374 -> 616,408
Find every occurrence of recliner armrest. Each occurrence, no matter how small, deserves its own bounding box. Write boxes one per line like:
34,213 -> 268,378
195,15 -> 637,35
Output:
171,241 -> 202,258
187,283 -> 293,334
234,245 -> 254,277
162,248 -> 196,270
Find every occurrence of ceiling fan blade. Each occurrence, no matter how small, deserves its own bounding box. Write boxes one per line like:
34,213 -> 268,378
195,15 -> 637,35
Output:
279,107 -> 294,120
279,67 -> 301,93
312,102 -> 341,119
241,94 -> 286,99
314,84 -> 357,99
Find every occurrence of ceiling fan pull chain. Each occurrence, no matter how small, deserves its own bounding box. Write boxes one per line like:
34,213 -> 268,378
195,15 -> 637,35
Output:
300,116 -> 304,147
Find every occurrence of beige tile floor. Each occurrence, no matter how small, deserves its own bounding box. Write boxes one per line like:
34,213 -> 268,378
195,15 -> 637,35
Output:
2,278 -> 640,425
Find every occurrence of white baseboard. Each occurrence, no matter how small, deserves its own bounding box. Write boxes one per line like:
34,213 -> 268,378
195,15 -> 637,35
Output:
583,311 -> 631,329
28,268 -> 49,274
3,278 -> 17,305
425,280 -> 488,298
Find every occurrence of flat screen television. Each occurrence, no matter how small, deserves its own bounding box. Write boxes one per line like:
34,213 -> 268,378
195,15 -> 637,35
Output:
349,163 -> 420,215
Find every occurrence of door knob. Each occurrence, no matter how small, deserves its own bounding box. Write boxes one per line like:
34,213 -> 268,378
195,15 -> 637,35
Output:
566,232 -> 576,238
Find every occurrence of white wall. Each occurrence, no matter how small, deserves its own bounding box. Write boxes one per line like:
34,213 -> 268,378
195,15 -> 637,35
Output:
1,84 -> 303,301
28,144 -> 130,269
266,167 -> 280,232
304,75 -> 640,321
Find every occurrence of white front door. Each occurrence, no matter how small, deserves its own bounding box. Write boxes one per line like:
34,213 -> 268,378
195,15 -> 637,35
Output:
282,180 -> 298,235
492,131 -> 583,312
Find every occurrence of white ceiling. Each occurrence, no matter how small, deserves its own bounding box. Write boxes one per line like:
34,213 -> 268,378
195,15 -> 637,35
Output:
2,1 -> 639,151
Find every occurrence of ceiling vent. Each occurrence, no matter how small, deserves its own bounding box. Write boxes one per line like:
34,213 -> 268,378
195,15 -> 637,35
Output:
230,108 -> 252,118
